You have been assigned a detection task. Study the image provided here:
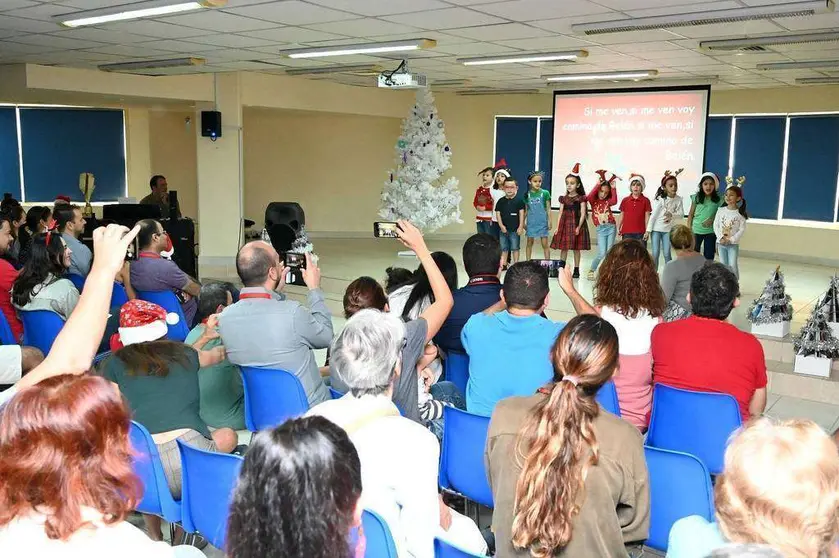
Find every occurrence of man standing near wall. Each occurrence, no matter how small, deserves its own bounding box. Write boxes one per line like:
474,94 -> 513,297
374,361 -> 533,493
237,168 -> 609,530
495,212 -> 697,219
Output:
141,175 -> 180,219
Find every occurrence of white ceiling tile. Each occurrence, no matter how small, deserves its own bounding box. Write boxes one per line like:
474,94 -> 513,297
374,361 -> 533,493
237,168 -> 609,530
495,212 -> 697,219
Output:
623,1 -> 740,18
592,0 -> 698,9
445,23 -> 552,41
7,33 -> 106,50
606,41 -> 684,53
0,41 -> 60,55
306,0 -> 451,16
370,31 -> 475,45
434,42 -> 520,56
773,12 -> 839,32
135,39 -> 219,53
382,8 -> 506,30
48,27 -> 151,44
54,0 -> 152,8
202,48 -> 268,62
443,0 -> 510,4
587,29 -> 683,45
306,19 -> 422,38
495,35 -> 595,50
99,20 -> 209,39
224,1 -> 357,25
474,0 -> 612,21
529,12 -> 628,34
83,44 -> 173,57
241,26 -> 346,43
0,0 -> 41,11
4,2 -> 73,21
159,11 -> 279,32
184,33 -> 279,48
0,15 -> 63,34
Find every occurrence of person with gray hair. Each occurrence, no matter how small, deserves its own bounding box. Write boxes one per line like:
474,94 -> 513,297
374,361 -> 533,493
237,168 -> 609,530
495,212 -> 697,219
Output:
307,309 -> 487,558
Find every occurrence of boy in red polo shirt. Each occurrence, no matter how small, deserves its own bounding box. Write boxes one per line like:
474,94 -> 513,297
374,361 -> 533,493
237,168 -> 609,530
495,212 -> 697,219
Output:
618,173 -> 652,246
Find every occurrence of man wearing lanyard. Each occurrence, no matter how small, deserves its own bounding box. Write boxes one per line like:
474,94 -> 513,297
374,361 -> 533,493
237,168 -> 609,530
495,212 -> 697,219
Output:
129,219 -> 201,325
218,240 -> 333,406
434,233 -> 503,355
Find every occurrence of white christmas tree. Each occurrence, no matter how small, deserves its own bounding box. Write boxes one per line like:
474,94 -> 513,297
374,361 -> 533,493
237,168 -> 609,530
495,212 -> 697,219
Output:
379,88 -> 462,232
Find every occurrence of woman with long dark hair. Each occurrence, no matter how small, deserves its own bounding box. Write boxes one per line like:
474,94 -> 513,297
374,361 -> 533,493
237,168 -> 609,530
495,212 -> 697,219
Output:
17,206 -> 51,265
227,416 -> 363,558
387,251 -> 458,321
486,314 -> 649,557
12,230 -> 78,320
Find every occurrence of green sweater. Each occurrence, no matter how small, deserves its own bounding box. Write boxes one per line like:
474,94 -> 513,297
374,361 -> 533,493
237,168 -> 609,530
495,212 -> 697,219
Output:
186,324 -> 246,430
691,193 -> 723,235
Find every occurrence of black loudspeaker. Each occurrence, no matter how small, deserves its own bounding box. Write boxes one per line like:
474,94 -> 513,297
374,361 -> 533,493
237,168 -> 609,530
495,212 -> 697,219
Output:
164,219 -> 197,278
265,202 -> 305,234
201,110 -> 222,138
167,190 -> 181,219
103,203 -> 161,221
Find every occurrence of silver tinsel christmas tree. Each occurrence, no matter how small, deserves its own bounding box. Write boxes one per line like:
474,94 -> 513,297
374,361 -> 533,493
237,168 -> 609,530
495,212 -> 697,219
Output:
794,306 -> 839,358
817,276 -> 839,322
290,226 -> 314,255
748,267 -> 793,325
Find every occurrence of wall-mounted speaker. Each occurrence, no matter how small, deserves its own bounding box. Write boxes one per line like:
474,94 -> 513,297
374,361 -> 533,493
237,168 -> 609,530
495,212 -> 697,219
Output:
201,110 -> 222,138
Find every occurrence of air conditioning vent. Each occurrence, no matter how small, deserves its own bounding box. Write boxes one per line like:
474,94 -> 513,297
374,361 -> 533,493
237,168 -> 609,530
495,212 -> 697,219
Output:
700,31 -> 839,51
572,1 -> 834,35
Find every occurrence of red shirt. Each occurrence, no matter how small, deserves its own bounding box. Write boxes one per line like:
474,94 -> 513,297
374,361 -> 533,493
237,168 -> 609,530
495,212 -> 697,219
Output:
651,316 -> 767,421
0,259 -> 22,341
619,194 -> 652,234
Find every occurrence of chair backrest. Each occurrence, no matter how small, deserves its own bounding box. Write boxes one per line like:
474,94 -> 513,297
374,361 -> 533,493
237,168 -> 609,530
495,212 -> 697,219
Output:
111,282 -> 129,308
444,351 -> 469,396
0,310 -> 17,345
434,538 -> 485,558
644,446 -> 714,552
595,380 -> 621,417
240,366 -> 310,431
646,384 -> 742,475
20,310 -> 65,355
362,510 -> 398,558
438,406 -> 493,508
128,421 -> 182,522
66,273 -> 86,292
330,387 -> 345,399
136,290 -> 190,341
177,439 -> 244,550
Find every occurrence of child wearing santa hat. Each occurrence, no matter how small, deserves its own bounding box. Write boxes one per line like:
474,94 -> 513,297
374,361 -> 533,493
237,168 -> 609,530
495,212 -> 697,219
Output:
551,163 -> 590,278
618,173 -> 652,246
687,172 -> 724,260
490,160 -> 511,239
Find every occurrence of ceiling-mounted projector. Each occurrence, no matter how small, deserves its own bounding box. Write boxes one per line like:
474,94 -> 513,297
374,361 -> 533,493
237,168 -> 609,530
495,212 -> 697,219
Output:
377,60 -> 427,89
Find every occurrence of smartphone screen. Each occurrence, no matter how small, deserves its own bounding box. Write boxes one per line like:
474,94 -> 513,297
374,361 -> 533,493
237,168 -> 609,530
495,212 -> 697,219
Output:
126,236 -> 139,261
285,252 -> 306,269
374,222 -> 399,238
535,259 -> 564,278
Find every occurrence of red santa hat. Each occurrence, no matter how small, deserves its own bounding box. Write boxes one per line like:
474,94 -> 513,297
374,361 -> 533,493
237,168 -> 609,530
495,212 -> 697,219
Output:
116,299 -> 179,347
54,195 -> 71,205
568,162 -> 581,177
160,234 -> 174,260
628,173 -> 646,190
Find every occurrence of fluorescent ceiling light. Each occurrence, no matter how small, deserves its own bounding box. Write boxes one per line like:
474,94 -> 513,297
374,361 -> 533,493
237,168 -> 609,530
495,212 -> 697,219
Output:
285,64 -> 384,76
457,50 -> 588,66
757,59 -> 839,70
700,31 -> 839,51
572,1 -> 834,35
544,70 -> 659,82
57,0 -> 226,28
432,79 -> 472,87
457,89 -> 541,96
796,76 -> 839,84
282,39 -> 436,59
98,57 -> 205,72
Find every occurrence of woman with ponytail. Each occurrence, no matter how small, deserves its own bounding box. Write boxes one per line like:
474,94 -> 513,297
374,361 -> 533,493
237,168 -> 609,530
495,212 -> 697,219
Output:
486,314 -> 649,557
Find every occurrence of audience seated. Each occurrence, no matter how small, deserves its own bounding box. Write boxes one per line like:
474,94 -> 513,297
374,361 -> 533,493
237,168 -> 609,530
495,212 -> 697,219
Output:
462,260 -> 564,416
185,282 -> 245,431
0,196 -> 26,263
54,205 -> 91,278
0,374 -> 202,557
387,251 -> 458,320
130,219 -> 200,325
309,309 -> 487,558
0,214 -> 24,340
98,299 -> 236,542
651,263 -> 767,421
219,240 -> 333,406
331,221 -> 458,429
668,418 -> 839,558
435,233 -> 503,355
558,239 -> 666,430
661,225 -> 707,322
227,416 -> 363,558
486,314 -> 649,557
384,266 -> 414,294
17,206 -> 51,266
12,229 -> 79,320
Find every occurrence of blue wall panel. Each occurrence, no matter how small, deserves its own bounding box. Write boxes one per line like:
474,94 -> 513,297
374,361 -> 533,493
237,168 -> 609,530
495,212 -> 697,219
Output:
705,116 -> 732,183
538,118 -> 554,195
0,108 -> 21,201
495,117 -> 537,201
783,116 -> 839,222
732,117 -> 786,220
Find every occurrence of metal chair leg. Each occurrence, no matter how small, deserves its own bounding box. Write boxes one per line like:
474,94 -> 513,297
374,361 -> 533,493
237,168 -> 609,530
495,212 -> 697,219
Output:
168,522 -> 177,546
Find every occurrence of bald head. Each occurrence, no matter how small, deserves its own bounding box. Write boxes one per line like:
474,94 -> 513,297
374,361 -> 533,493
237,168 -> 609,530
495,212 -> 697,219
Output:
236,241 -> 279,287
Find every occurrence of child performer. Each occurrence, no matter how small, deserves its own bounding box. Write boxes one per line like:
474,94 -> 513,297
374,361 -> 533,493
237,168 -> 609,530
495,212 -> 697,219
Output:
551,163 -> 590,278
714,176 -> 748,279
495,179 -> 525,269
586,170 -> 619,280
646,168 -> 685,269
524,170 -> 552,260
490,164 -> 510,239
473,166 -> 495,235
687,172 -> 723,260
618,173 -> 652,246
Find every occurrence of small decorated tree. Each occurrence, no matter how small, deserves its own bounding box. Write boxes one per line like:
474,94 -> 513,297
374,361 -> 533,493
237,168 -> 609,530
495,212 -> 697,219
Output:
748,266 -> 793,338
291,226 -> 314,255
379,88 -> 462,233
793,306 -> 839,377
816,276 -> 839,339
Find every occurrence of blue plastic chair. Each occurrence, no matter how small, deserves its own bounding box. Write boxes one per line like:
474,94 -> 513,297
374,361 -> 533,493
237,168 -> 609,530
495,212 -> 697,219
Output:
330,387 -> 345,399
435,537 -> 485,557
21,310 -> 65,355
644,446 -> 714,552
361,510 -> 398,558
177,440 -> 244,550
111,282 -> 130,308
438,406 -> 493,509
240,366 -> 310,431
646,384 -> 742,475
444,351 -> 469,396
136,290 -> 189,341
0,310 -> 18,345
595,380 -> 621,417
66,273 -> 85,292
128,421 -> 182,534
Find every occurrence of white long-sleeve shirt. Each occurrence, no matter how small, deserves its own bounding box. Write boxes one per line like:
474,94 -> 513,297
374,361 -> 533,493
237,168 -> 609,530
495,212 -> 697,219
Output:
713,206 -> 747,244
647,195 -> 684,233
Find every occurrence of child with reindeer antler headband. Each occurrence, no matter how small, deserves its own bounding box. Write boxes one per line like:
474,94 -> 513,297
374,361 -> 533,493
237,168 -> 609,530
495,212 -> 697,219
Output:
714,176 -> 748,279
585,170 -> 619,280
646,168 -> 685,269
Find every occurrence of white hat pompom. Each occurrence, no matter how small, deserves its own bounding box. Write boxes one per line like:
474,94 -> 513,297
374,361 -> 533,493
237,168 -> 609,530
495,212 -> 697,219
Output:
166,312 -> 180,325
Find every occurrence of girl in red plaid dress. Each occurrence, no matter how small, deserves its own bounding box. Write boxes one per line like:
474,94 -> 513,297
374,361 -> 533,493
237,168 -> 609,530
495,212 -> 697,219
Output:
551,163 -> 591,278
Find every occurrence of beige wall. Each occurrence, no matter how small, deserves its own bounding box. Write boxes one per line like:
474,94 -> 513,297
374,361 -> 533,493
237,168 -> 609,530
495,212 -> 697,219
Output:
148,109 -> 198,219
